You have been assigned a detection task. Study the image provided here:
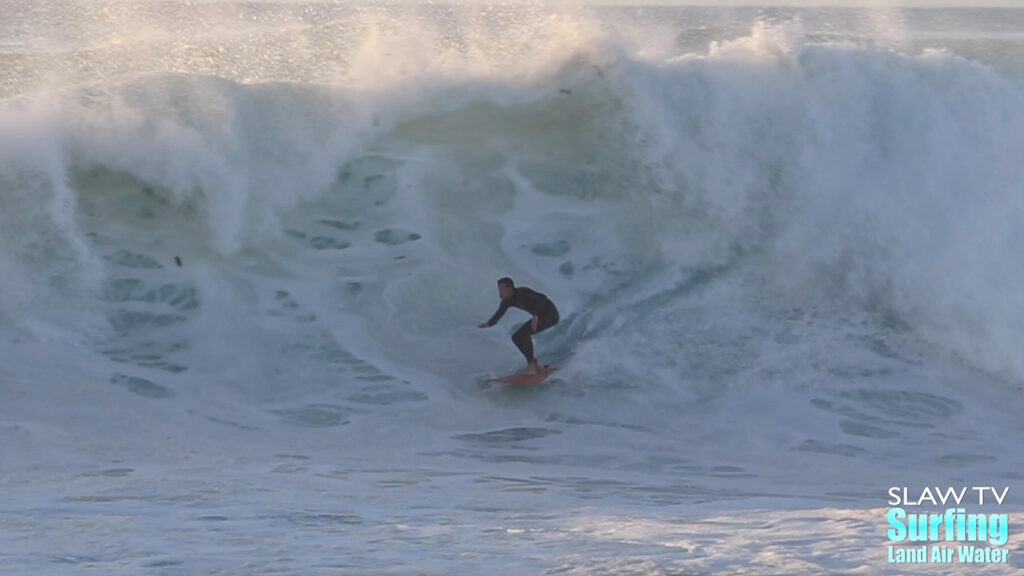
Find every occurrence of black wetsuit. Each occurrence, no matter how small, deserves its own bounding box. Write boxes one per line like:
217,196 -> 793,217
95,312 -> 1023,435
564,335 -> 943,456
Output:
485,287 -> 560,364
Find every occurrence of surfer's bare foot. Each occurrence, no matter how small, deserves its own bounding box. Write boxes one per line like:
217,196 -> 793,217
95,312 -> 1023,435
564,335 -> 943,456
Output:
524,362 -> 539,375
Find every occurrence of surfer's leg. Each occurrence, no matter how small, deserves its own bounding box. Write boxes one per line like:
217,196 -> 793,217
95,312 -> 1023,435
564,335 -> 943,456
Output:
524,313 -> 555,374
512,321 -> 535,367
529,304 -> 559,345
534,306 -> 559,333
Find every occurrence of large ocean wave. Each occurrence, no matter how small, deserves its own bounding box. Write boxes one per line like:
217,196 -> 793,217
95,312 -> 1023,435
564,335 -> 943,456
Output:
3,16 -> 1024,392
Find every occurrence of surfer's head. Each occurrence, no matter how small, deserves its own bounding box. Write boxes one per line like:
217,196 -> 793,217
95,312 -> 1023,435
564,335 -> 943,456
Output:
497,277 -> 515,299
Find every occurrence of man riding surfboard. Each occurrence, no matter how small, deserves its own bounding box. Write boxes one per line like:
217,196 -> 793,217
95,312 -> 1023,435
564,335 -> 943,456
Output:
478,277 -> 560,375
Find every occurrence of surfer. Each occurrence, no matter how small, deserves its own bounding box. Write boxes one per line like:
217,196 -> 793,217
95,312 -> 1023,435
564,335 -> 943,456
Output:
478,277 -> 559,375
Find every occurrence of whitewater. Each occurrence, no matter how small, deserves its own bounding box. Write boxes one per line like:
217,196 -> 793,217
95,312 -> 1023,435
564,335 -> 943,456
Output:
2,2 -> 1024,574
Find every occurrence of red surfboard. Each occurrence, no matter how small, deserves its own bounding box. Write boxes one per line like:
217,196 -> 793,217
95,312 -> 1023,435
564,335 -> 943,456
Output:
487,365 -> 557,385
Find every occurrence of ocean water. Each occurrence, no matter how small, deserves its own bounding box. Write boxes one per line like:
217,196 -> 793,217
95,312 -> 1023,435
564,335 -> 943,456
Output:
2,2 -> 1024,574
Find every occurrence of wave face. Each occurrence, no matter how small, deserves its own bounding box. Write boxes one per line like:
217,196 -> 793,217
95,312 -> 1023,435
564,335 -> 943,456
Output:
3,5 -> 1024,573
4,6 -> 1024,382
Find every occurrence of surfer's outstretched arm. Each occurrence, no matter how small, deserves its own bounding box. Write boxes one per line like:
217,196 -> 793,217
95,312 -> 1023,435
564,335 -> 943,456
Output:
480,300 -> 511,328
